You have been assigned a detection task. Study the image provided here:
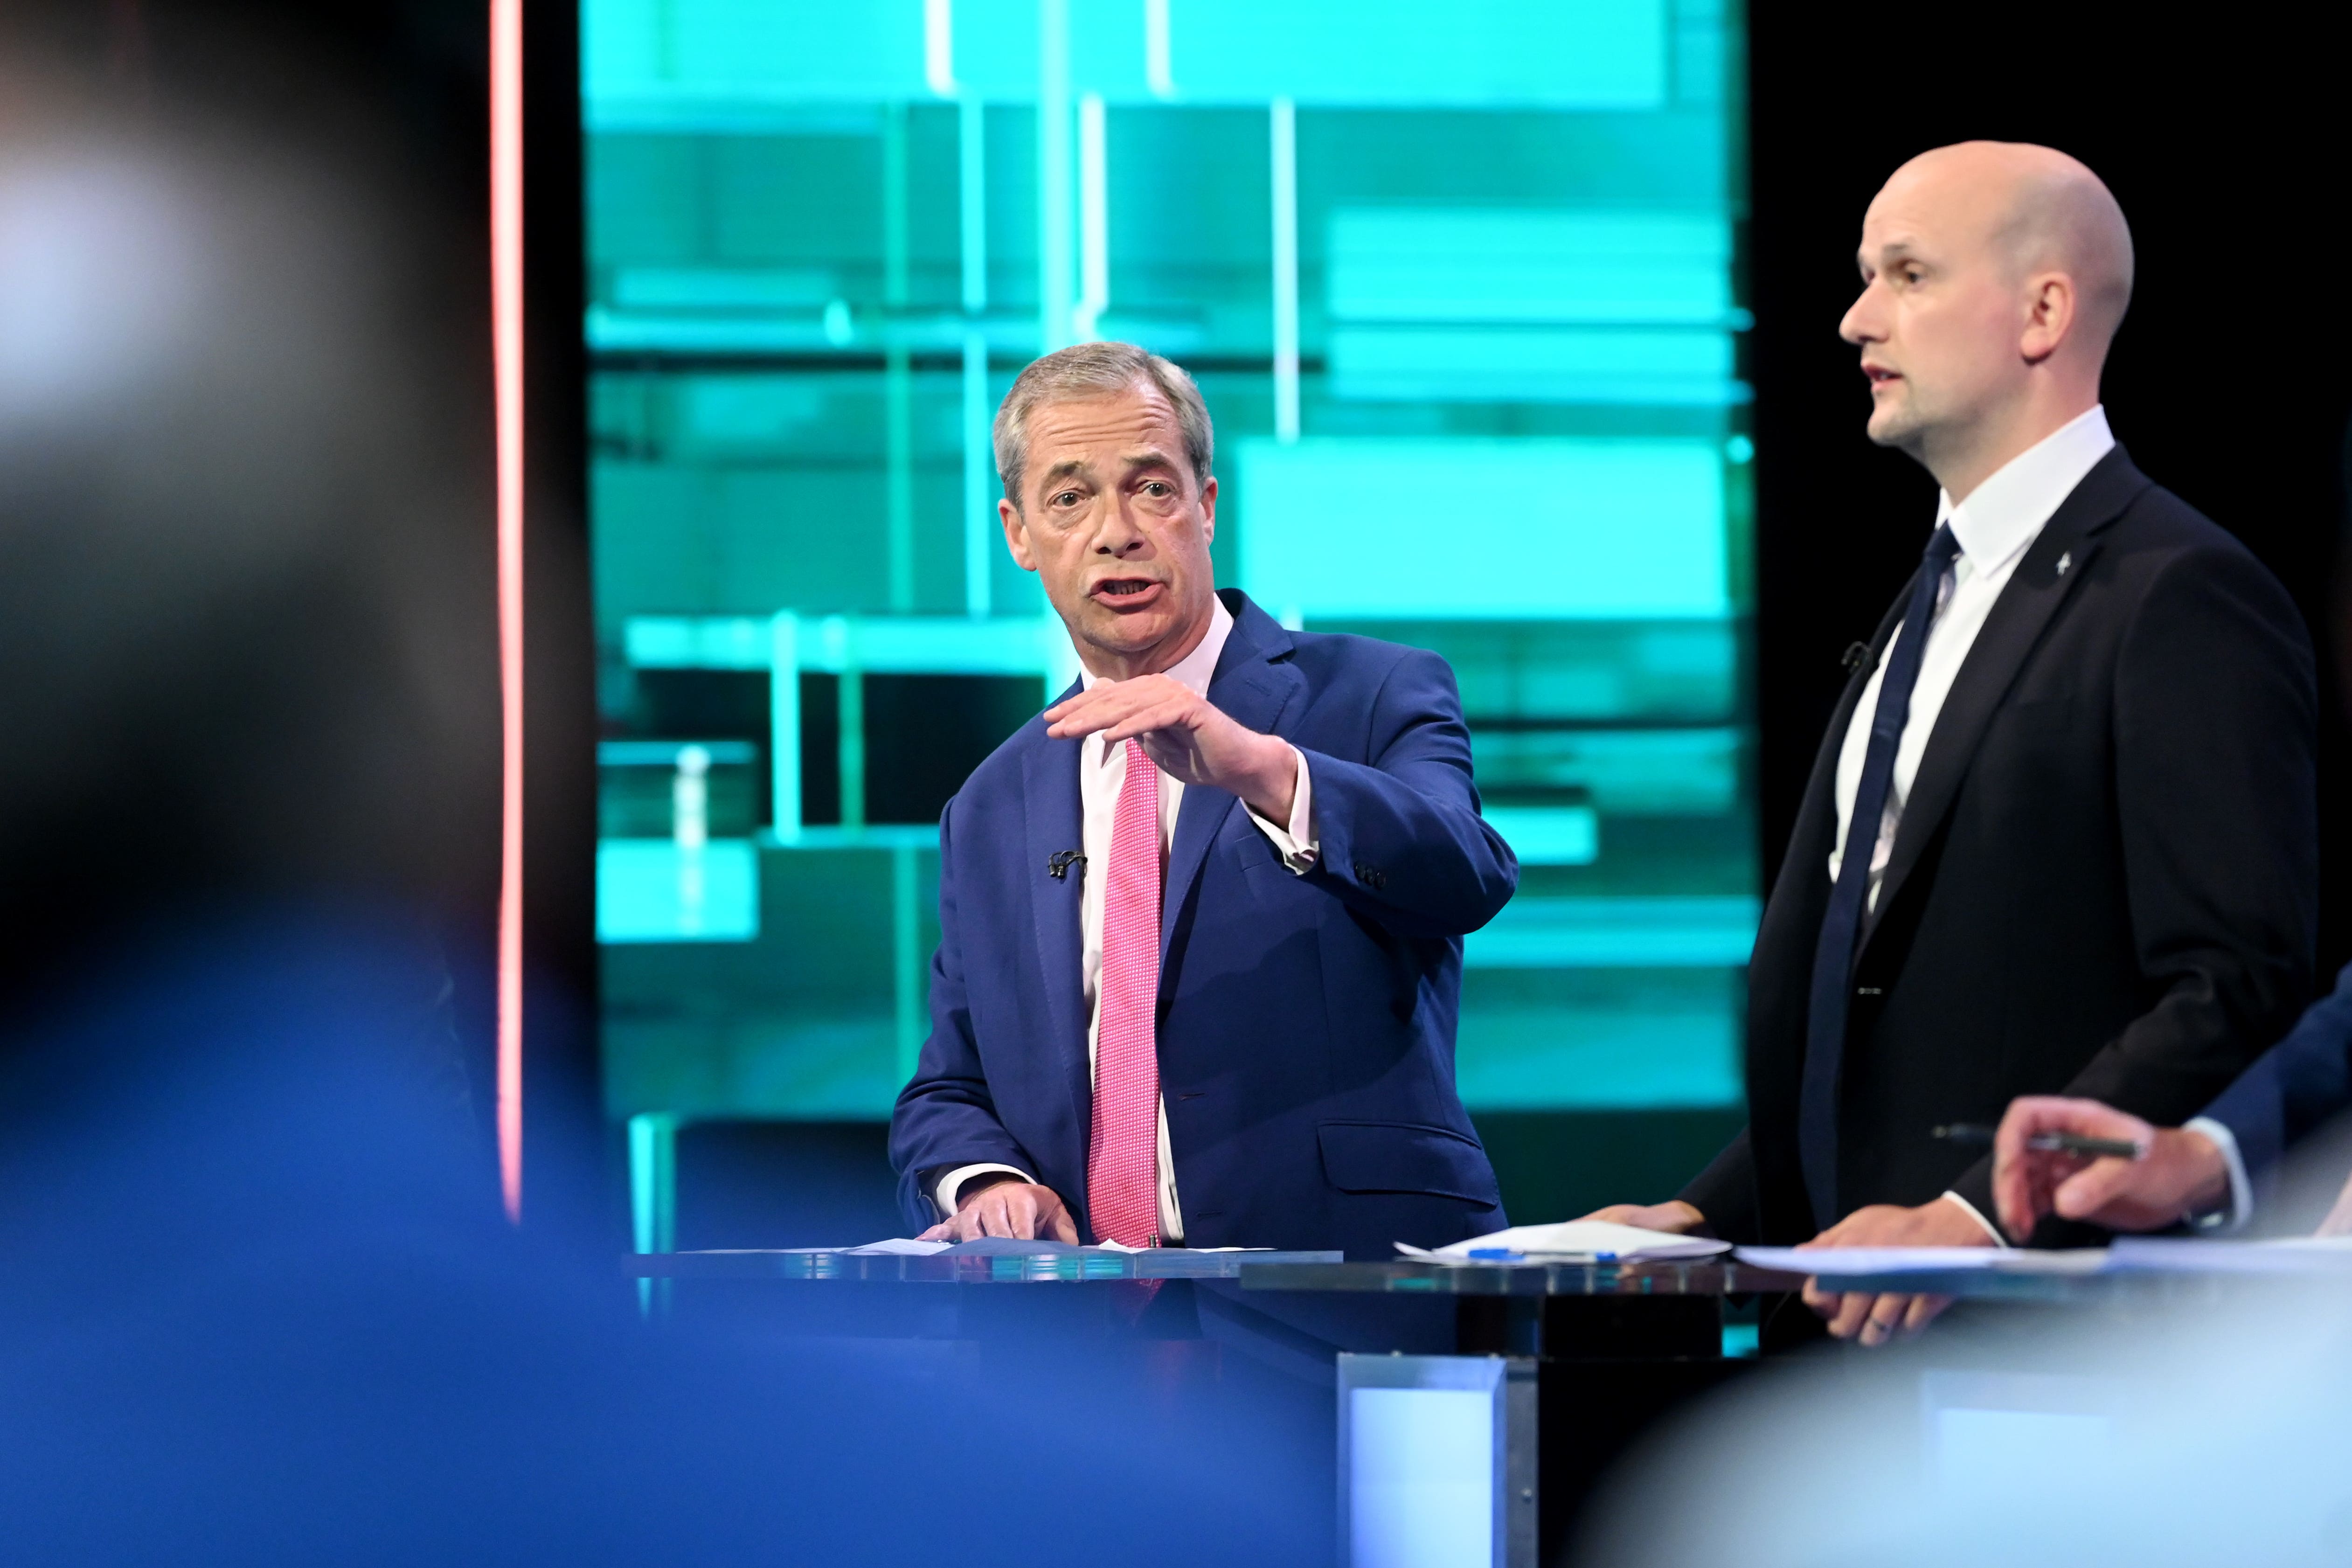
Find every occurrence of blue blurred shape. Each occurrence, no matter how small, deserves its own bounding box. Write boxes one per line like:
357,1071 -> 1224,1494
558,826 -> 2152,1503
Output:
1330,209 -> 1735,326
598,839 -> 761,943
1237,438 -> 1727,620
1349,1388 -> 1494,1567
1482,805 -> 1598,867
1466,895 -> 1759,969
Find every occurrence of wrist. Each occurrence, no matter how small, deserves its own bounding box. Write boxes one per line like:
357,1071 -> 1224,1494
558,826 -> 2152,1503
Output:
1239,732 -> 1298,821
2169,1128 -> 2231,1216
956,1172 -> 1021,1210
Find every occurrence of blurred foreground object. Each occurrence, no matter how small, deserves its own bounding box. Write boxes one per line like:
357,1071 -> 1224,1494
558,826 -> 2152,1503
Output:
1578,1279 -> 2352,1568
0,41 -> 1315,1567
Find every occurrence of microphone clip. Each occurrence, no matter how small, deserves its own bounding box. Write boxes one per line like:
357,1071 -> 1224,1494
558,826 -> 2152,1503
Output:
1047,850 -> 1087,881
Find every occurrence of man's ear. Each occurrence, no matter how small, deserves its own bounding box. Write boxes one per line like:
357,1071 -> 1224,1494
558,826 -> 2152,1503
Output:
999,496 -> 1038,573
2020,272 -> 2077,365
1198,474 -> 1218,545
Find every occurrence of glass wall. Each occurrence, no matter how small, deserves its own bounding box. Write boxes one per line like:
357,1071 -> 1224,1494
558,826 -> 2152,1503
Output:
583,1 -> 1754,1151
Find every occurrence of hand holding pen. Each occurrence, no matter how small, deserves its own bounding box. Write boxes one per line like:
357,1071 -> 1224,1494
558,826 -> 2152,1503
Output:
1983,1096 -> 2233,1240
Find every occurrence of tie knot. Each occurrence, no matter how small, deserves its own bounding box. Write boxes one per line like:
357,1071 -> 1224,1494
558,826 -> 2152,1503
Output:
1923,523 -> 1960,571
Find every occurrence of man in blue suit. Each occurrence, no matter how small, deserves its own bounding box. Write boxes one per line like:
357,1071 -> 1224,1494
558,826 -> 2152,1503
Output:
1991,963 -> 2352,1239
888,342 -> 1517,1260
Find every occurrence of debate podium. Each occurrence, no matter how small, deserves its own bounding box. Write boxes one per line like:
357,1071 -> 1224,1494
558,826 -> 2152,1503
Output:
628,1247 -> 1804,1566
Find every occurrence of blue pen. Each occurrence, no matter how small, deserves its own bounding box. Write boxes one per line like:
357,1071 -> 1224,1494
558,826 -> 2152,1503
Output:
1465,1248 -> 1526,1260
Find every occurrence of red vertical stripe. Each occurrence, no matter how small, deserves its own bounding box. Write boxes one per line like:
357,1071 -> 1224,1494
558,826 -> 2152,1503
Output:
490,0 -> 526,1224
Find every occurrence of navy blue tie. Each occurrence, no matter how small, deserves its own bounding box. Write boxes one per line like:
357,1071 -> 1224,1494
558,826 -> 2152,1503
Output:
1798,524 -> 1960,1232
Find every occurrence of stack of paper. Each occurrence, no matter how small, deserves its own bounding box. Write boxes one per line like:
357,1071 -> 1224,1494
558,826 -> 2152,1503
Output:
1397,1220 -> 1732,1263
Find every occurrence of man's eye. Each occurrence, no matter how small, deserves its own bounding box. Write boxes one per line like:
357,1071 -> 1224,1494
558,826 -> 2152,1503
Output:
1143,481 -> 1171,497
1052,490 -> 1081,507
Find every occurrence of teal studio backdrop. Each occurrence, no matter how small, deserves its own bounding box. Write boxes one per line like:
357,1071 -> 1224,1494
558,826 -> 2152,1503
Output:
583,0 -> 1753,1242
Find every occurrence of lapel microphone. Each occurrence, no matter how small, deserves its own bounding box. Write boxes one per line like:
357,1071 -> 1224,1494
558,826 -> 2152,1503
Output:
1047,850 -> 1087,881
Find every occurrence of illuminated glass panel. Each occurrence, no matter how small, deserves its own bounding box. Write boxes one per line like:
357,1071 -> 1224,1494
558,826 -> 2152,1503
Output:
583,0 -> 1754,1122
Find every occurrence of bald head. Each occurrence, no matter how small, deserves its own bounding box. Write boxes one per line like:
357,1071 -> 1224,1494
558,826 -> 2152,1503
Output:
1894,141 -> 2135,354
1840,142 -> 2133,500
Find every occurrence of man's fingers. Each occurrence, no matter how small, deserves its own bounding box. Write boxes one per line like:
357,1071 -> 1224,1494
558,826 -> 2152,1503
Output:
1858,1294 -> 1910,1347
1048,1204 -> 1081,1243
1826,1291 -> 1874,1340
1902,1293 -> 1952,1337
2051,1156 -> 2139,1221
1094,700 -> 1197,747
1996,1153 -> 2083,1239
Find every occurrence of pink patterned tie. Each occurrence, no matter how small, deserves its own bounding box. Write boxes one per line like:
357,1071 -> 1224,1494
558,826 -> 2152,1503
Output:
1088,738 -> 1163,1248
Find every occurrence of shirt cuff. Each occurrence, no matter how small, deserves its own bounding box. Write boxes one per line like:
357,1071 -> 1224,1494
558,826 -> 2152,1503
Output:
1244,744 -> 1319,874
933,1163 -> 1033,1221
1939,1189 -> 2010,1247
2183,1117 -> 2253,1233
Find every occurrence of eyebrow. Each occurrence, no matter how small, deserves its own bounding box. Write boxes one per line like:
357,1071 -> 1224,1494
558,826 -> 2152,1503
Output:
1035,458 -> 1091,493
1120,447 -> 1183,476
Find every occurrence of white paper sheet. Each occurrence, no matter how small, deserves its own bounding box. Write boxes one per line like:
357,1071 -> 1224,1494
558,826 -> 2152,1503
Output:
1398,1220 -> 1731,1263
766,1239 -> 954,1256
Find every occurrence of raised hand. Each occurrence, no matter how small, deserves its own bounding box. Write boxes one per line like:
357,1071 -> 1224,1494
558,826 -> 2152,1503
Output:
1043,675 -> 1298,823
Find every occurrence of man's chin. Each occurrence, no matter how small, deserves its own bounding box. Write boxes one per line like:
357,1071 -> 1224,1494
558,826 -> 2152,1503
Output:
1865,404 -> 1924,451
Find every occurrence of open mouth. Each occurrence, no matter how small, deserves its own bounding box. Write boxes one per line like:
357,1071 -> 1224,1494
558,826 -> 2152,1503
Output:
1864,364 -> 1902,389
1091,577 -> 1163,608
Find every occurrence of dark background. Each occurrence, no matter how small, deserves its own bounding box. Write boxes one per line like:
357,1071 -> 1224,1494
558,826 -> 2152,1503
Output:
21,0 -> 2350,1238
1746,4 -> 2352,962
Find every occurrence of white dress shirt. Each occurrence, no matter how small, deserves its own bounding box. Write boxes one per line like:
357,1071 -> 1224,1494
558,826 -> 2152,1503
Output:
2182,1115 -> 2255,1230
932,596 -> 1320,1239
1828,405 -> 2116,1243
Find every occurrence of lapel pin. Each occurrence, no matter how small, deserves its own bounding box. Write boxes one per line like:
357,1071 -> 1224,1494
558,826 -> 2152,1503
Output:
2055,551 -> 2072,577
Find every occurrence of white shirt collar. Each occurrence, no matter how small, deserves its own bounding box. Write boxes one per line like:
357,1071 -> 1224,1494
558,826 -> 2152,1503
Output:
1078,593 -> 1234,698
1935,404 -> 2116,573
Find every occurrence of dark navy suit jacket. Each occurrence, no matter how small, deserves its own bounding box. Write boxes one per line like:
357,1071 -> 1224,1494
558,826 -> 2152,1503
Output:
2203,960 -> 2352,1194
888,590 -> 1517,1259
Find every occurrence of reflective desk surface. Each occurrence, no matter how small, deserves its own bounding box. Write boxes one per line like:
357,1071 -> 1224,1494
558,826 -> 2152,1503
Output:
625,1247 -> 1345,1283
1237,1259 -> 1806,1297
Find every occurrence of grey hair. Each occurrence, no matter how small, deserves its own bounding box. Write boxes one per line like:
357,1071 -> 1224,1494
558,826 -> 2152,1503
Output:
992,341 -> 1214,507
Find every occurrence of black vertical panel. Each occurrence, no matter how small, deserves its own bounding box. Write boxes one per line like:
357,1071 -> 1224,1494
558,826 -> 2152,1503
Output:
1747,6 -> 2352,974
518,0 -> 604,1240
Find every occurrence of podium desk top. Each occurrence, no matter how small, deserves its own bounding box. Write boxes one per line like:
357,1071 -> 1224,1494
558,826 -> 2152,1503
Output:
1237,1259 -> 1810,1297
624,1248 -> 1344,1283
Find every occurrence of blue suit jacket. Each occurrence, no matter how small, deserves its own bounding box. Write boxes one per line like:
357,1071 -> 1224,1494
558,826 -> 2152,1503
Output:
888,591 -> 1516,1259
2202,959 -> 2352,1193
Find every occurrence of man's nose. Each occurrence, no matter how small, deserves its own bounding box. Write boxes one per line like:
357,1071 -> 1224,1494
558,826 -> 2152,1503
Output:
1839,283 -> 1883,346
1092,507 -> 1146,555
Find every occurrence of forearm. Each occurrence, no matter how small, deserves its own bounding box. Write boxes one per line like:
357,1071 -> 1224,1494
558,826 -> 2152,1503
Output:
1301,748 -> 1517,936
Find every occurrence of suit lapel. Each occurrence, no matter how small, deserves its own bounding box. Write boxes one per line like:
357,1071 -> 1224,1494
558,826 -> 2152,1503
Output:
1020,692 -> 1092,1139
1860,449 -> 2150,950
1160,595 -> 1303,968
